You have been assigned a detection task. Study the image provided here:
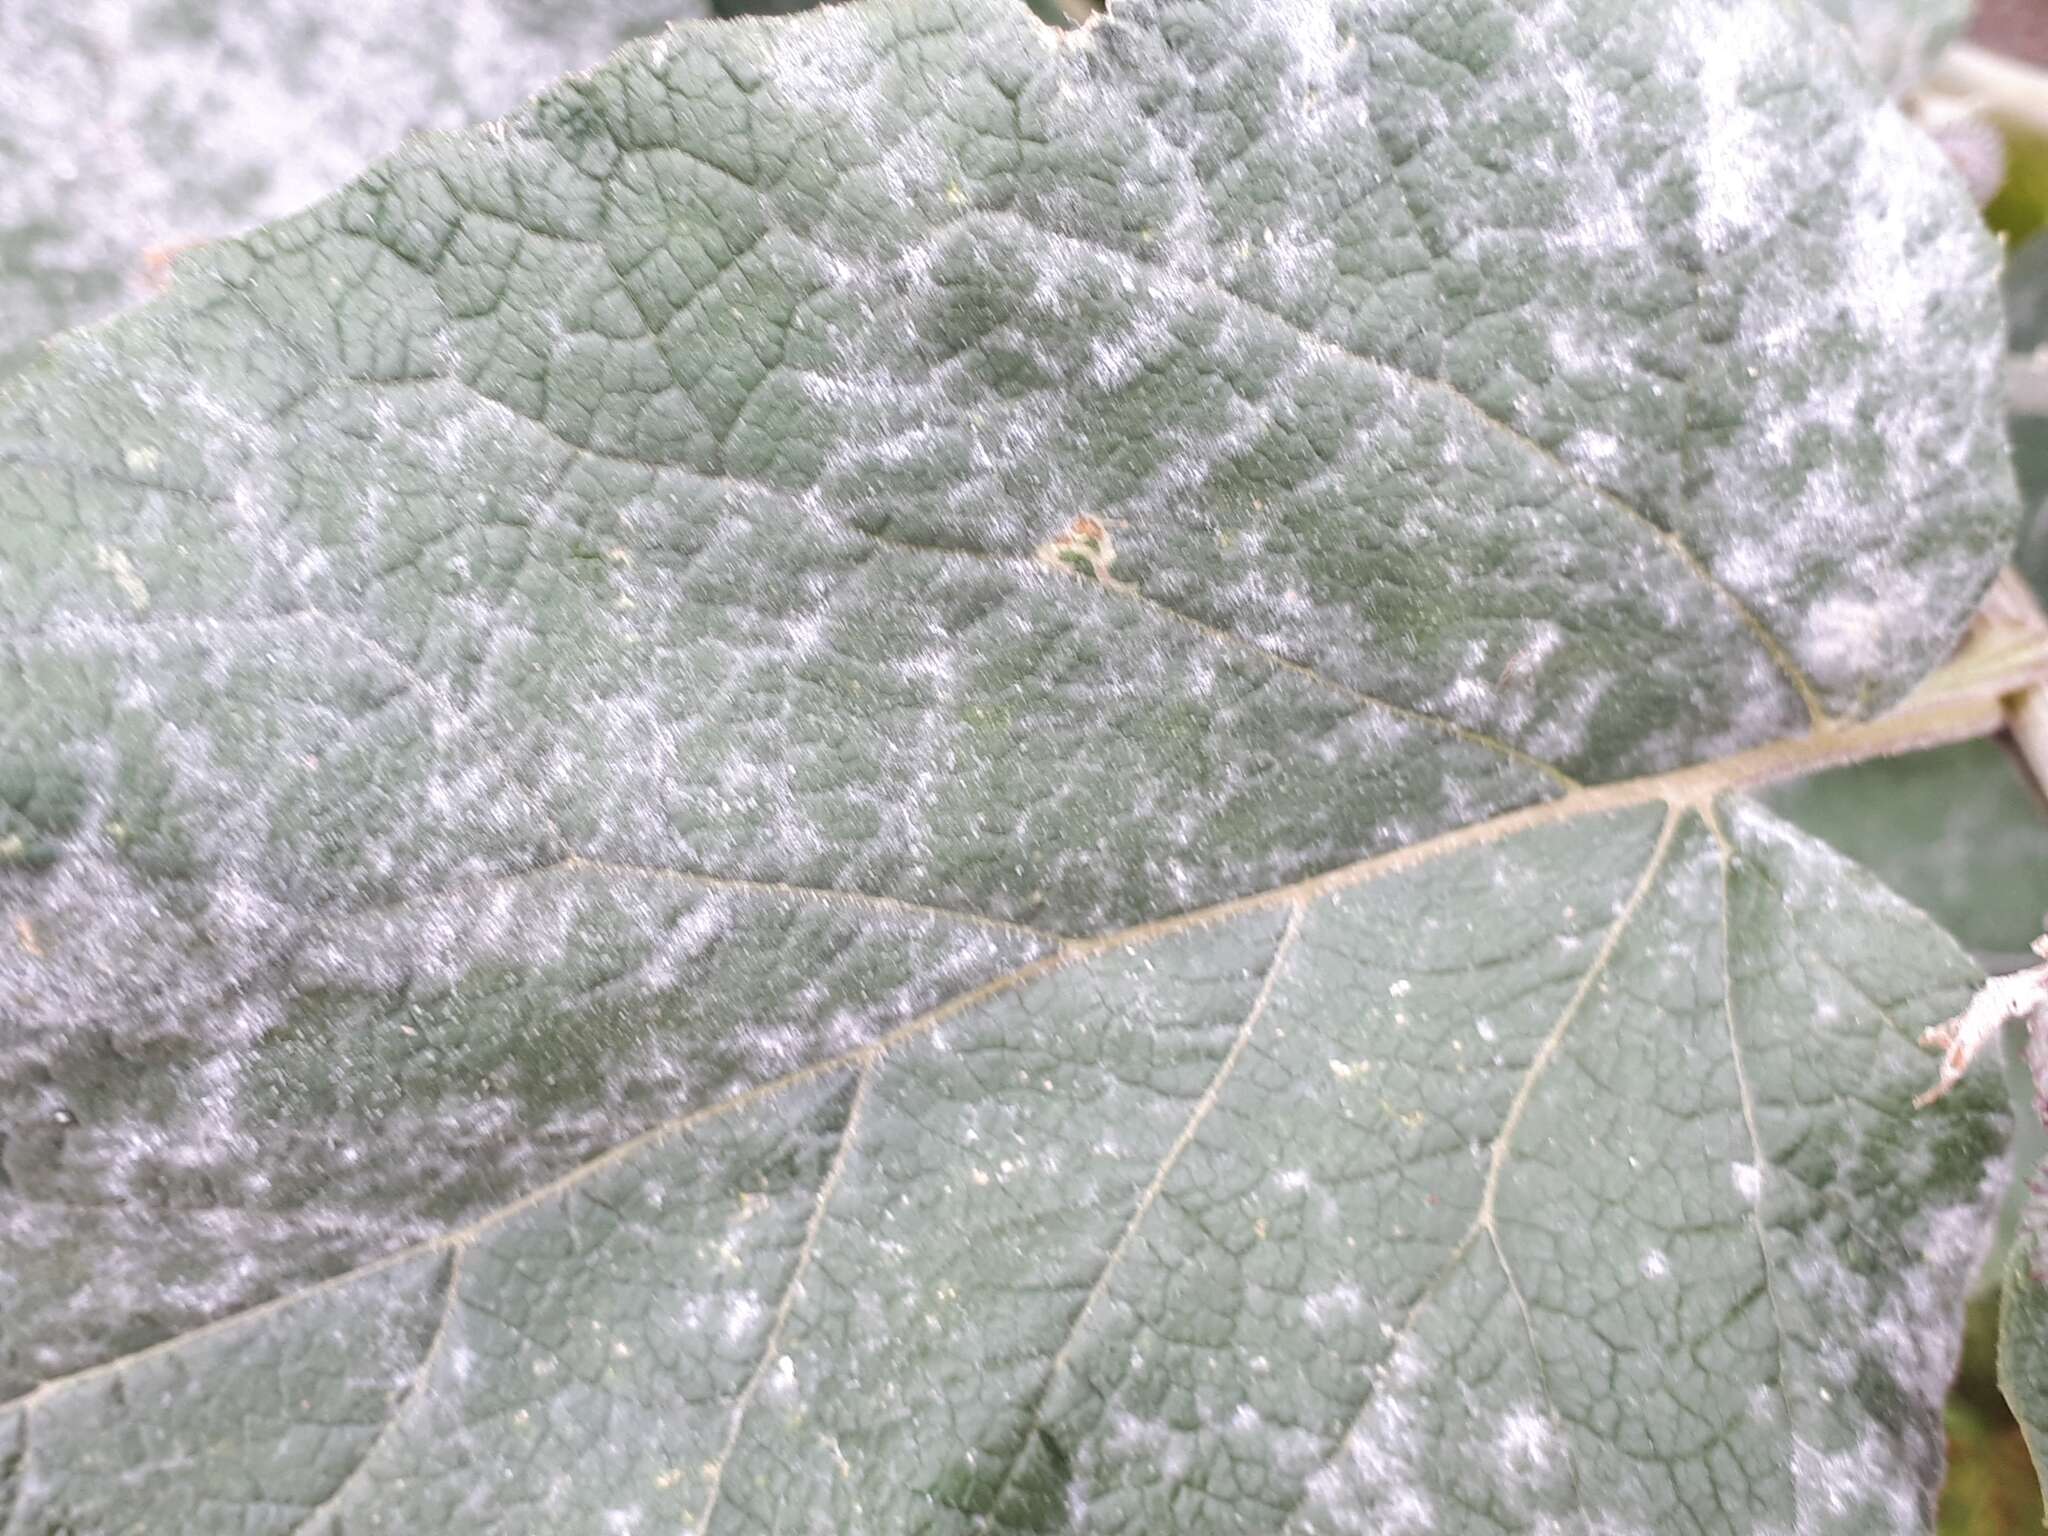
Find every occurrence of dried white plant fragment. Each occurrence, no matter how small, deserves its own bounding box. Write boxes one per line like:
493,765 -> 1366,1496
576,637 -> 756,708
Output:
1914,933 -> 2048,1107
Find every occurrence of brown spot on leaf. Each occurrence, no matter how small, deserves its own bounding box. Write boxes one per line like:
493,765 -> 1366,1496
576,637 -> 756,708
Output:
1036,514 -> 1123,585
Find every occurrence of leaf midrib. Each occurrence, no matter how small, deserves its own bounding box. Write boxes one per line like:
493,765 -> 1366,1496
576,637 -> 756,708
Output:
1,609 -> 2038,1427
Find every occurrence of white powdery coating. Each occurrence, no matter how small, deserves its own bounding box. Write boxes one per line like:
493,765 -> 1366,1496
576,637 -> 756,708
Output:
0,8 -> 2014,1512
1493,1403 -> 1565,1482
1668,0 -> 1784,255
1815,0 -> 1967,96
1790,1429 -> 1920,1536
1303,1282 -> 1366,1332
1298,1337 -> 1435,1535
0,0 -> 684,360
1724,795 -> 1983,944
1778,1173 -> 2007,1534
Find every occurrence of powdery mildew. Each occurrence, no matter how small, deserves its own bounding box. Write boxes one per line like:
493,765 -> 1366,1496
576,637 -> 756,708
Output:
0,0 -> 690,368
0,0 -> 2019,1526
0,797 -> 2009,1533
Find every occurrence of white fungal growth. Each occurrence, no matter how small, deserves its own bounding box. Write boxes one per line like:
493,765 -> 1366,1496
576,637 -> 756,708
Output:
1298,1338 -> 1435,1533
1731,1162 -> 1763,1203
1791,1429 -> 1921,1536
1494,1404 -> 1562,1480
92,543 -> 152,612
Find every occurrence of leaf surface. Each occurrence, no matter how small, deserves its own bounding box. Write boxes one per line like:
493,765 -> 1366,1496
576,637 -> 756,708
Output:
0,0 -> 2023,1529
1763,736 -> 2048,967
1,802 -> 2015,1534
1998,953 -> 2048,1501
2004,1212 -> 2048,1506
0,0 -> 700,376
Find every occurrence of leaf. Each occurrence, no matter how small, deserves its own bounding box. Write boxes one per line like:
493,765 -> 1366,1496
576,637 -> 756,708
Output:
0,0 -> 2023,1527
1763,234 -> 2048,980
1998,954 -> 2048,1492
1,803 -> 2019,1534
2001,1230 -> 2048,1518
2007,236 -> 2048,598
0,0 -> 699,377
1760,635 -> 2048,1289
1762,736 -> 2048,967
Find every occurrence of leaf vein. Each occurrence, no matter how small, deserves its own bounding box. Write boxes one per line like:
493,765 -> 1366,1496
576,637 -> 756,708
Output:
956,206 -> 1824,725
693,1057 -> 874,1535
1280,805 -> 1678,1529
1704,806 -> 1799,1496
368,852 -> 1071,945
0,671 -> 2025,1417
280,1250 -> 464,1536
1483,1224 -> 1592,1523
852,525 -> 1572,787
975,903 -> 1305,1526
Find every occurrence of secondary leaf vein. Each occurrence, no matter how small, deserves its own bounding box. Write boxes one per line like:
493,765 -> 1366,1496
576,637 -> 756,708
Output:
281,1250 -> 464,1536
694,1057 -> 874,1535
975,903 -> 1305,1525
1281,805 -> 1677,1528
367,853 -> 1071,946
0,668 -> 2026,1419
959,207 -> 1825,725
1704,806 -> 1798,1488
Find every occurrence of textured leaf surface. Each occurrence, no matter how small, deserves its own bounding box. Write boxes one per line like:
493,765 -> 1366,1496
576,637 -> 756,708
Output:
1999,960 -> 2048,1500
2004,1214 -> 2048,1506
0,0 -> 2022,1528
1763,233 -> 2048,980
0,0 -> 698,376
0,804 -> 2013,1534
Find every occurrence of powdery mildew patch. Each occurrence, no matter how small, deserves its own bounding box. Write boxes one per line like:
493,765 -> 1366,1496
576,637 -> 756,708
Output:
0,0 -> 2019,1526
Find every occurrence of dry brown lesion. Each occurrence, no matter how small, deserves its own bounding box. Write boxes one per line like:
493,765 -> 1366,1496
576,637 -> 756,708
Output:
1036,515 -> 1123,585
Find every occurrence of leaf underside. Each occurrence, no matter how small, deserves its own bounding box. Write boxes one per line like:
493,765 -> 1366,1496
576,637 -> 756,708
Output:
0,0 -> 2021,1530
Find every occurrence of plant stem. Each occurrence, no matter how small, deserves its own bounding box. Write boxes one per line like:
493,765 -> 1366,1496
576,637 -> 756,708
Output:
1988,567 -> 2048,801
1928,42 -> 2048,143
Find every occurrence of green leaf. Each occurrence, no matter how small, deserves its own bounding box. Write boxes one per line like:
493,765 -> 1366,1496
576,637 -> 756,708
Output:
1762,738 -> 2048,967
1,805 -> 2017,1534
2004,1209 -> 2048,1505
1763,743 -> 2048,1303
2001,975 -> 2048,1500
0,0 -> 2021,1528
2008,236 -> 2048,596
0,0 -> 697,377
